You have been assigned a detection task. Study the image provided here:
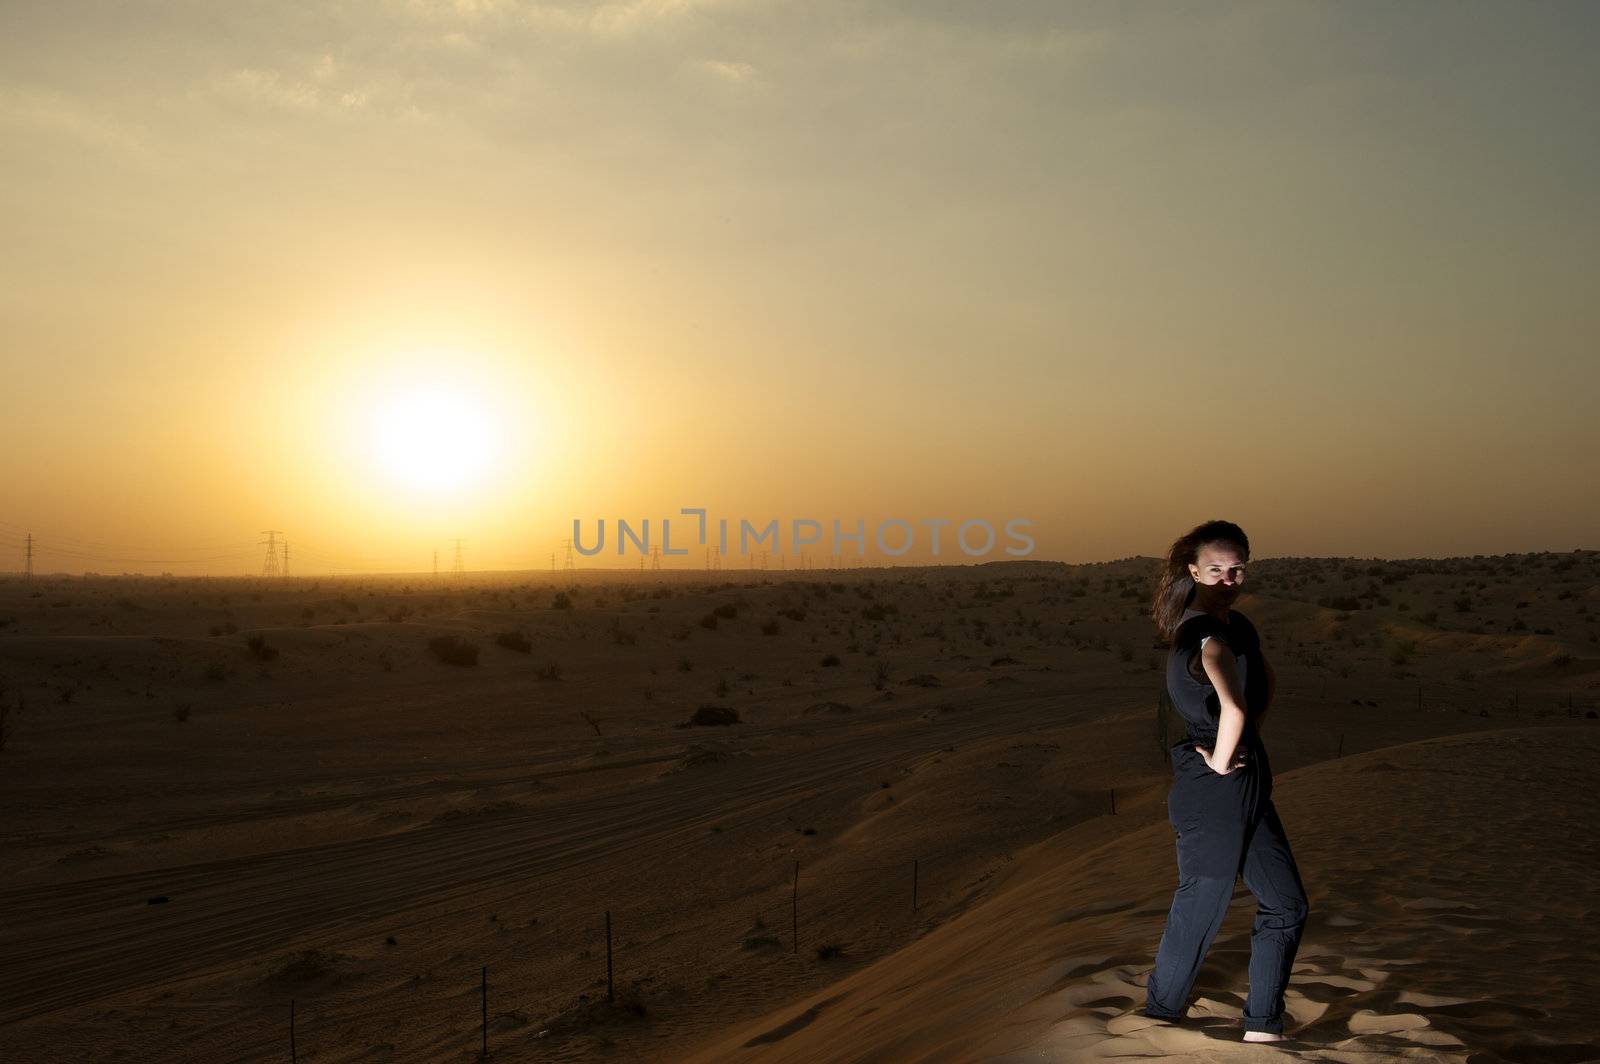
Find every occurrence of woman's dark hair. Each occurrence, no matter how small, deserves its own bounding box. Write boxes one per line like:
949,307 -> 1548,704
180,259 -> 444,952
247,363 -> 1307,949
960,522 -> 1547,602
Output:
1151,519 -> 1250,643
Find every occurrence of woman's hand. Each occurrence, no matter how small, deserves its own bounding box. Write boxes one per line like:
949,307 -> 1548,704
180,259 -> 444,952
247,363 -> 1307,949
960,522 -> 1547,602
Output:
1194,744 -> 1250,775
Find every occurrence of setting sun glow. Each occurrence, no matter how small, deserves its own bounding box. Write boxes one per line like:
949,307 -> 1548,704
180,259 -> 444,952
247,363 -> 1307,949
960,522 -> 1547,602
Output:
365,385 -> 503,496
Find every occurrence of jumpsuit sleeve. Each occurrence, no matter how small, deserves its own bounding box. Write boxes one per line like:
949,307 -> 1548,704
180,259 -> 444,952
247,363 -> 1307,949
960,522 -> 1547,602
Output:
1186,621 -> 1233,684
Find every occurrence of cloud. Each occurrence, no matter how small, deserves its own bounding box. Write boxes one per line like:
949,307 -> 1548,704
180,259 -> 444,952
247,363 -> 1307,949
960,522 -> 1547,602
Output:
696,58 -> 756,82
208,56 -> 376,114
585,0 -> 749,36
0,86 -> 154,163
388,0 -> 756,36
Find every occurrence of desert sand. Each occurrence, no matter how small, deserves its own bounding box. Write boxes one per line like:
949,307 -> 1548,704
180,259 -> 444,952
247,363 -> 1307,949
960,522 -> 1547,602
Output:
1,552 -> 1596,1062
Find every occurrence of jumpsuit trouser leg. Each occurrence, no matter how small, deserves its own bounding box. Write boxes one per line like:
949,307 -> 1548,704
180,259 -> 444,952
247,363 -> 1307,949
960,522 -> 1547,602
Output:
1144,744 -> 1309,1035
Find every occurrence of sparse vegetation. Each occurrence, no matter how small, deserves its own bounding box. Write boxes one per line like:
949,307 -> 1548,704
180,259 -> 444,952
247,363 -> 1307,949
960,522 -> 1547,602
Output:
246,634 -> 279,661
427,635 -> 479,667
494,629 -> 533,654
682,705 -> 740,727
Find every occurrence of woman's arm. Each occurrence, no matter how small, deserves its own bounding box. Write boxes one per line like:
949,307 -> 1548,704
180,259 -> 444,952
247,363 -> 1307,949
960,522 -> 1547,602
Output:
1197,637 -> 1248,773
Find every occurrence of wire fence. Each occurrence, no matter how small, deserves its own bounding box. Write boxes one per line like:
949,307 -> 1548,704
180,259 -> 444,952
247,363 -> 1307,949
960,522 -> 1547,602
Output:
244,838 -> 1012,1061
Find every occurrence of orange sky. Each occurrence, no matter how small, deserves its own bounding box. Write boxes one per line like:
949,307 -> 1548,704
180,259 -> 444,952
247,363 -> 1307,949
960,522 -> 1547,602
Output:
2,2 -> 1597,574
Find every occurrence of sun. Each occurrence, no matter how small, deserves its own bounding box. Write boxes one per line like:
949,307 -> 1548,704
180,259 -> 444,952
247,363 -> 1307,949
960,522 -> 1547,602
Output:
365,384 -> 503,495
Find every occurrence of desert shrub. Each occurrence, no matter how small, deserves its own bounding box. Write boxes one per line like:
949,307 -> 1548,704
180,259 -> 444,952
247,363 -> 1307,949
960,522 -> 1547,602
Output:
427,635 -> 479,667
820,654 -> 841,667
551,592 -> 573,610
684,705 -> 739,726
203,662 -> 228,683
173,703 -> 191,723
494,629 -> 533,654
699,614 -> 719,630
712,603 -> 738,619
247,635 -> 279,661
535,662 -> 561,680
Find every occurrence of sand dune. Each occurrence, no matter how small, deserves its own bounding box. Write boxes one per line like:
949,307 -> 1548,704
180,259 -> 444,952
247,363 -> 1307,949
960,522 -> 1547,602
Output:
678,726 -> 1599,1062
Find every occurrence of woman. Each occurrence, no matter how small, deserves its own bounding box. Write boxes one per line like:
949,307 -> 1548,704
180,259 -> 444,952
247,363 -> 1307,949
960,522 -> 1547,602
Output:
1141,519 -> 1309,1042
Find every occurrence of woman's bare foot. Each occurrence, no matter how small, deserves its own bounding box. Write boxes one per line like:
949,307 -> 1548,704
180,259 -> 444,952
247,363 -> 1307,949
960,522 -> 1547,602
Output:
1243,1030 -> 1286,1042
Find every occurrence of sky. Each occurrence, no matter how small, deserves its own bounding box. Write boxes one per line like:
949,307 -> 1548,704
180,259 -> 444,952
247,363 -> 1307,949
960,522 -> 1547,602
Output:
2,0 -> 1597,574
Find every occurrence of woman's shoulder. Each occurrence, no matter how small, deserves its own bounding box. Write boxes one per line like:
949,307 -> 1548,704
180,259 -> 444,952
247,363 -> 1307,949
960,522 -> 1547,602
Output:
1173,609 -> 1227,647
1226,609 -> 1263,650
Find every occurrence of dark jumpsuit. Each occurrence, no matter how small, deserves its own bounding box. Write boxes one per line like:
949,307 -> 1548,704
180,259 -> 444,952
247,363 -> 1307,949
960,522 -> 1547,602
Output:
1144,606 -> 1309,1035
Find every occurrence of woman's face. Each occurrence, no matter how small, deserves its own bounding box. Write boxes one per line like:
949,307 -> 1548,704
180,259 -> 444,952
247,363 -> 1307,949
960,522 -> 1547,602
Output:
1189,542 -> 1246,600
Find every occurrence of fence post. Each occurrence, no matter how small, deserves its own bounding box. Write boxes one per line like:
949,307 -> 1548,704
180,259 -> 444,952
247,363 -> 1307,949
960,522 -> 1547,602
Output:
792,861 -> 799,954
1110,787 -> 1116,815
1337,732 -> 1344,759
912,859 -> 919,912
605,910 -> 614,1002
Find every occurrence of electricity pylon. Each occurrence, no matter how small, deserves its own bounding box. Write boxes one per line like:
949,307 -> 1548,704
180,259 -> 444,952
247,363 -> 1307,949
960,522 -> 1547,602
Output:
261,531 -> 282,578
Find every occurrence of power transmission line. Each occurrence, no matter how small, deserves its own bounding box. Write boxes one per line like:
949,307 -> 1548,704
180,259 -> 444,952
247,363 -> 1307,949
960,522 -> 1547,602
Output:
261,531 -> 283,578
